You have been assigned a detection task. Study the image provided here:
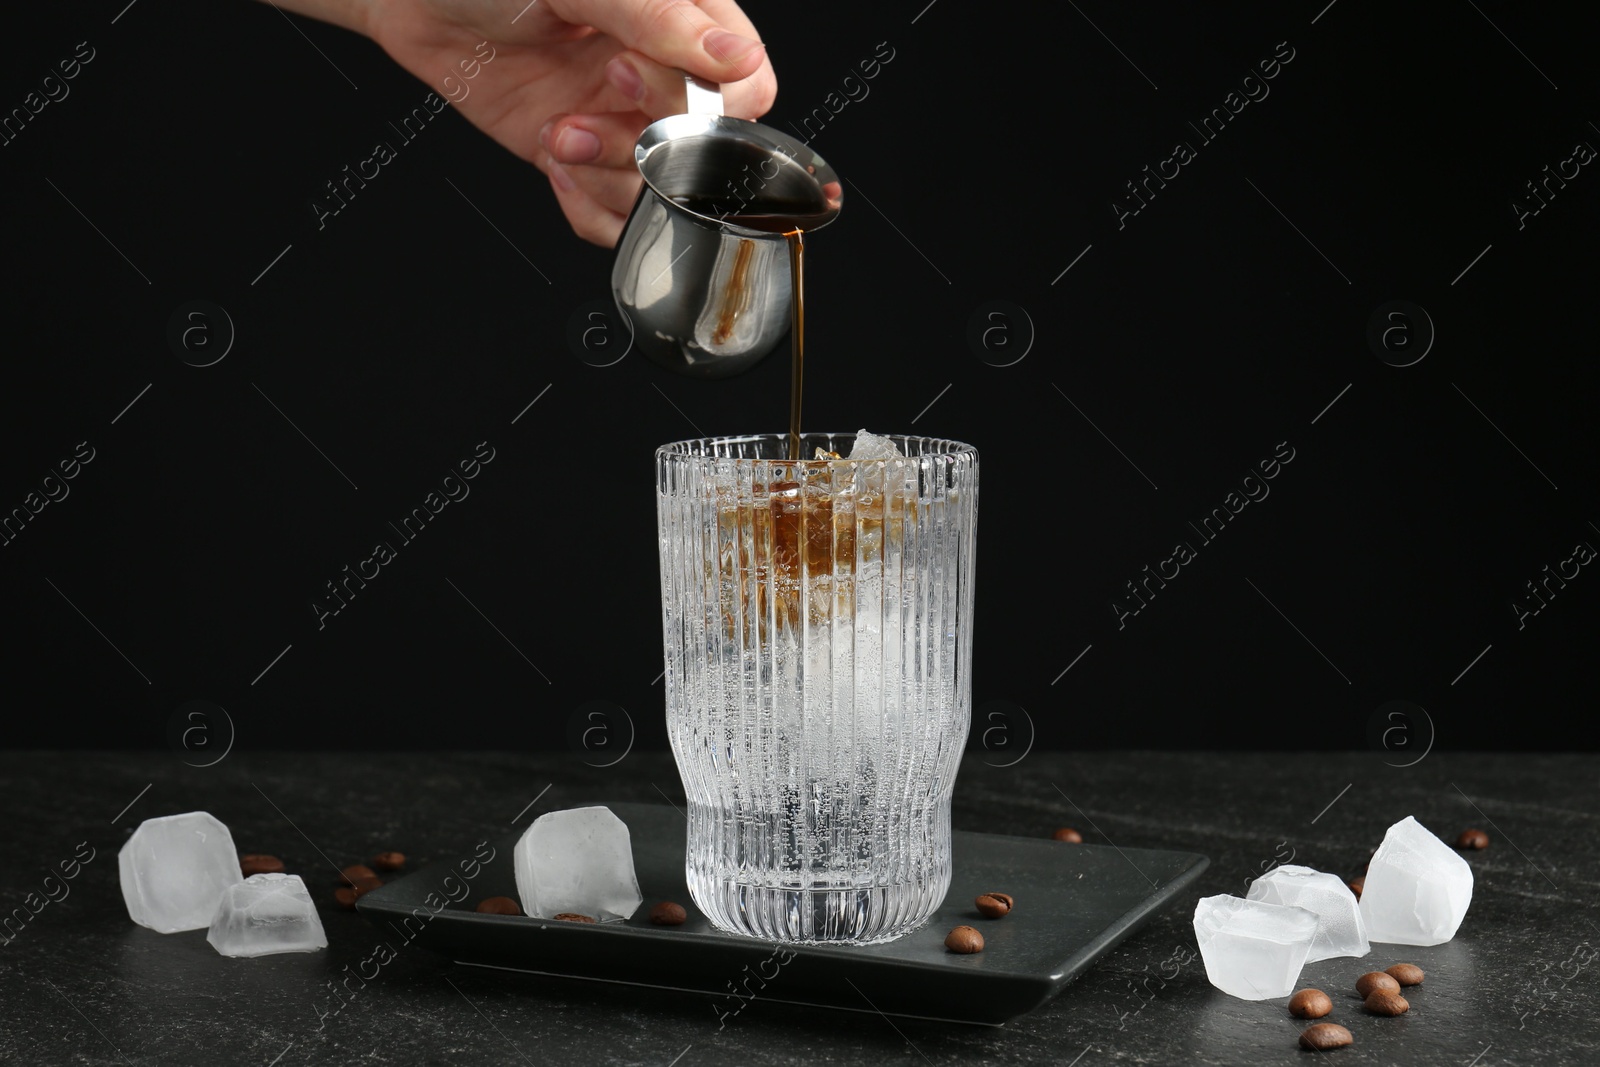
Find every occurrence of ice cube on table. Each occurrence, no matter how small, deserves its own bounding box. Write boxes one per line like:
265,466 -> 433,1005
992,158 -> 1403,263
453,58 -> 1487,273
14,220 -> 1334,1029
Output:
1359,815 -> 1474,946
1193,894 -> 1319,1000
514,806 -> 642,922
848,429 -> 902,460
119,811 -> 243,933
206,874 -> 327,957
1247,864 -> 1370,962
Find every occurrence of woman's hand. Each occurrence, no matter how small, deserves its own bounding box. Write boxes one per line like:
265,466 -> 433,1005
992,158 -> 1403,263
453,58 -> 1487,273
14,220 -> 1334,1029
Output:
355,0 -> 778,246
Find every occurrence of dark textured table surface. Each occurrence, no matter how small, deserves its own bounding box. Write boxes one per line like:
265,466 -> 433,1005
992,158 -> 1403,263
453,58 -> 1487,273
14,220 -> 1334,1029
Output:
2,750 -> 1596,1066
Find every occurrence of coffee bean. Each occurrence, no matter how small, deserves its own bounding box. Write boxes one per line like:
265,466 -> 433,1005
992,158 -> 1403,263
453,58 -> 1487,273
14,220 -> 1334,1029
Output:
334,887 -> 357,909
945,926 -> 984,953
1347,875 -> 1364,899
349,875 -> 383,899
475,896 -> 521,915
1288,988 -> 1332,1019
372,851 -> 406,872
1355,971 -> 1400,998
650,902 -> 688,926
339,864 -> 377,886
1298,1023 -> 1353,1051
975,892 -> 1013,919
1385,963 -> 1424,986
1457,828 -> 1490,850
1052,828 -> 1083,843
553,913 -> 595,923
240,854 -> 284,876
1364,990 -> 1410,1016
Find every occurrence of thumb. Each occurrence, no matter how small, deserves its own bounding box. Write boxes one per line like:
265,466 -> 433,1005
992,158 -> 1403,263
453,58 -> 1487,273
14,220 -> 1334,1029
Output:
549,0 -> 766,83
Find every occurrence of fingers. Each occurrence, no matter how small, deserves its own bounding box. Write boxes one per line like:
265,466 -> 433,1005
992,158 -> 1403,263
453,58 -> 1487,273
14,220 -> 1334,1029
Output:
509,0 -> 779,246
545,158 -> 632,247
537,110 -> 647,245
534,110 -> 651,245
548,150 -> 646,217
544,136 -> 643,217
606,46 -> 776,121
540,111 -> 651,168
539,111 -> 648,217
548,0 -> 767,85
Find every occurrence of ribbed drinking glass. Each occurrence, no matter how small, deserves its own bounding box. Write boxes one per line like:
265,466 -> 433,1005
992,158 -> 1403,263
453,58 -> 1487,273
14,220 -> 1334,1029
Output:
657,432 -> 979,944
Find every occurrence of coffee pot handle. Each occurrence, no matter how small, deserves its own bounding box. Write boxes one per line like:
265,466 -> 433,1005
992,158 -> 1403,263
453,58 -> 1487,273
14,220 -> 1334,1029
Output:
683,72 -> 723,117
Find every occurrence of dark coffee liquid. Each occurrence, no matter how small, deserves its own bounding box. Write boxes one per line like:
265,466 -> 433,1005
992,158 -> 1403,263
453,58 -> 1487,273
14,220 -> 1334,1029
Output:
785,230 -> 804,462
669,195 -> 817,461
668,196 -> 834,234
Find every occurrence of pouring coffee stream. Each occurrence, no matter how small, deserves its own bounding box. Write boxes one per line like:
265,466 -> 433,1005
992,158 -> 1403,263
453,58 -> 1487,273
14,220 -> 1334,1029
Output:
785,230 -> 804,463
611,74 -> 841,461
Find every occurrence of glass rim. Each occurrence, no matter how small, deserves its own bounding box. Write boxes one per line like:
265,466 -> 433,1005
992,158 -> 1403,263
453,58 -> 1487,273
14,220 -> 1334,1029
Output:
656,432 -> 978,462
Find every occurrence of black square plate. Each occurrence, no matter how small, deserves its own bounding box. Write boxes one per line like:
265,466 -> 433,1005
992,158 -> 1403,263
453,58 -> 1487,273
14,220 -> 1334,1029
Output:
356,802 -> 1208,1025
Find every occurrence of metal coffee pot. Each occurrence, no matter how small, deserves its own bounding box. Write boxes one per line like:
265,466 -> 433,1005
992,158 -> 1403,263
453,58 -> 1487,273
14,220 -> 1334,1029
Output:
611,73 -> 842,378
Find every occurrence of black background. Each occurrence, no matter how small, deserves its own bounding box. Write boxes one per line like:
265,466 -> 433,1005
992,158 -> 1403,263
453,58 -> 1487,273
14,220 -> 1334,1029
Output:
2,0 -> 1595,753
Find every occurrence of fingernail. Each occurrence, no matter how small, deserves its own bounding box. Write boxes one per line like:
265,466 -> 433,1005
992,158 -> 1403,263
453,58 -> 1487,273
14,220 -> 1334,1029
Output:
538,121 -> 553,150
606,57 -> 645,103
703,29 -> 763,65
554,127 -> 601,164
548,161 -> 576,194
